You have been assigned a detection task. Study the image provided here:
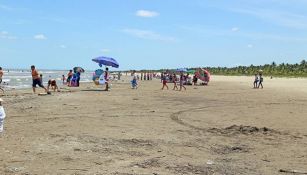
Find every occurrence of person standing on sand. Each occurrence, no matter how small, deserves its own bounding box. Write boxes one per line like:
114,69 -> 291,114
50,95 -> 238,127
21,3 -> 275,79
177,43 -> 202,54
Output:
31,65 -> 48,93
0,67 -> 3,84
258,74 -> 263,89
62,75 -> 66,85
179,73 -> 186,91
193,74 -> 198,86
131,71 -> 138,89
253,74 -> 259,88
161,72 -> 169,90
141,72 -> 143,81
0,67 -> 4,93
67,70 -> 73,86
104,67 -> 109,91
172,73 -> 178,90
0,98 -> 6,133
160,72 -> 163,83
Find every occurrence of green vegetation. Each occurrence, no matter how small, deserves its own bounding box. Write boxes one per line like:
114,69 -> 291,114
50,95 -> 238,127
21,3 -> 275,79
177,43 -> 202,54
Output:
203,60 -> 307,77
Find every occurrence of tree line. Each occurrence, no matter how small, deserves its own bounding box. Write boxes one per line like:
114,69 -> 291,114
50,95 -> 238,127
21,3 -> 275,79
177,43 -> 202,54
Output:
200,60 -> 307,77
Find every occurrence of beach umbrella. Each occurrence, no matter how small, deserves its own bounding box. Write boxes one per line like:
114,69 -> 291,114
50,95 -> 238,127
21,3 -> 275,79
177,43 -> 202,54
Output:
92,56 -> 119,68
187,69 -> 196,74
73,67 -> 85,73
176,68 -> 187,72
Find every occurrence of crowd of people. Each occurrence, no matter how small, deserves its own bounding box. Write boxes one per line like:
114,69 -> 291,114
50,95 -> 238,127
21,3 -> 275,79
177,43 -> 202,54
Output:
0,65 -> 266,133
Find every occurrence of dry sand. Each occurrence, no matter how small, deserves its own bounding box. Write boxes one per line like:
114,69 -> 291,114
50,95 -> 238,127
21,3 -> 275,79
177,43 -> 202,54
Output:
1,75 -> 307,175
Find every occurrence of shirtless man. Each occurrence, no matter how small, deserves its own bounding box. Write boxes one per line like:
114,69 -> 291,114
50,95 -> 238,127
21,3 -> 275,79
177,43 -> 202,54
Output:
31,65 -> 48,93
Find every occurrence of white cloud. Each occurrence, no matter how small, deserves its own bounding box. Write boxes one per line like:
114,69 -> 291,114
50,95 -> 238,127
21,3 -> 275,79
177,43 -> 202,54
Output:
60,45 -> 67,49
34,34 -> 47,40
231,27 -> 239,32
247,44 -> 253,48
136,10 -> 159,18
0,31 -> 17,40
123,29 -> 176,42
101,49 -> 110,53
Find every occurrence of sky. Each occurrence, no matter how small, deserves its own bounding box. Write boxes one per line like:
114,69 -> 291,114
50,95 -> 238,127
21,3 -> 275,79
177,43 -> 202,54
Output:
1,0 -> 307,70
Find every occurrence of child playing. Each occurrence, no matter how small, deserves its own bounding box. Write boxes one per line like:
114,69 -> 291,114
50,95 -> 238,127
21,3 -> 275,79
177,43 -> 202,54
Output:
62,75 -> 66,85
0,98 -> 6,133
48,79 -> 59,92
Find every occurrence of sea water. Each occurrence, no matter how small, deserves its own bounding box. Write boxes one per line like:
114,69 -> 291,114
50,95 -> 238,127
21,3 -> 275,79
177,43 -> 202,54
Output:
1,69 -> 93,89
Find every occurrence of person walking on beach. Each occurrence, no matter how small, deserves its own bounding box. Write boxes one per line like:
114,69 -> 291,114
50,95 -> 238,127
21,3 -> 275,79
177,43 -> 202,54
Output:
172,73 -> 178,90
258,74 -> 264,89
179,73 -> 186,91
31,65 -> 48,93
62,75 -> 66,85
253,74 -> 259,88
0,67 -> 4,93
161,73 -> 169,90
193,75 -> 198,86
104,67 -> 109,91
131,71 -> 138,89
160,72 -> 164,83
76,71 -> 81,87
67,70 -> 73,86
0,67 -> 3,84
0,98 -> 6,133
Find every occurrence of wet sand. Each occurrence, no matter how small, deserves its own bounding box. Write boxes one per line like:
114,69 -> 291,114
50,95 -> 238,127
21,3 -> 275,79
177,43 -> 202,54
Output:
1,76 -> 307,175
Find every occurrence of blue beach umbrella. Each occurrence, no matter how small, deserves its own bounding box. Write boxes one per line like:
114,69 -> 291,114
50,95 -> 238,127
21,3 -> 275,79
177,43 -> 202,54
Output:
73,67 -> 85,73
92,56 -> 119,68
176,68 -> 188,72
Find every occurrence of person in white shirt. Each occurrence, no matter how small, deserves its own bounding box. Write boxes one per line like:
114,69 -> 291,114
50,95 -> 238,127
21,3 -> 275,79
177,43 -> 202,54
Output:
0,98 -> 6,133
131,71 -> 138,89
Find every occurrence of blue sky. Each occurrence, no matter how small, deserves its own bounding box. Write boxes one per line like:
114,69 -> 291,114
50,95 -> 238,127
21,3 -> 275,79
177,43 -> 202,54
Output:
1,0 -> 307,70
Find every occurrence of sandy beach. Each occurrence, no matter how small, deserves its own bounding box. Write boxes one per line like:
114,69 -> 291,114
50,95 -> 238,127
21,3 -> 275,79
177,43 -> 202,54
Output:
1,76 -> 307,175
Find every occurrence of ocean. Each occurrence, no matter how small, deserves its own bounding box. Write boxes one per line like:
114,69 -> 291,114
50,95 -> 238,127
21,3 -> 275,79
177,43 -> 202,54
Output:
1,69 -> 93,89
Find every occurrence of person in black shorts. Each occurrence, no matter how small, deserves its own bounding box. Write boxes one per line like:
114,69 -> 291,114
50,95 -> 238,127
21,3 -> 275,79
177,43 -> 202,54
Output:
31,65 -> 48,93
258,74 -> 263,89
193,75 -> 198,85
